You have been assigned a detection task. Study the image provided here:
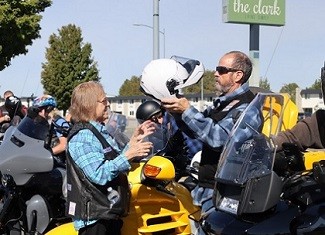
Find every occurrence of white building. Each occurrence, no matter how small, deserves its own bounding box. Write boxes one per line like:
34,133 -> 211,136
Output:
296,88 -> 324,115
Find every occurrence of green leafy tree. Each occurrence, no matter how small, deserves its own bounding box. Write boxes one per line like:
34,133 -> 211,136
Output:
280,83 -> 299,103
119,76 -> 142,96
259,77 -> 271,91
309,78 -> 321,90
0,0 -> 52,70
183,70 -> 216,94
41,24 -> 100,113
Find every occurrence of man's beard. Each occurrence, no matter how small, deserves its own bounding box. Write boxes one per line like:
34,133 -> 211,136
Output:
215,82 -> 233,95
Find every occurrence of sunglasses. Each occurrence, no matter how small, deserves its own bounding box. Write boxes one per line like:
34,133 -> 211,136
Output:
215,66 -> 242,75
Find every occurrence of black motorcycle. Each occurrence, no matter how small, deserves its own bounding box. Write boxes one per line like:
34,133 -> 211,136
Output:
0,115 -> 69,235
199,93 -> 325,235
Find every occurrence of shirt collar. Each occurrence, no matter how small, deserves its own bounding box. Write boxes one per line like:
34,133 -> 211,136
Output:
89,120 -> 107,134
213,83 -> 249,106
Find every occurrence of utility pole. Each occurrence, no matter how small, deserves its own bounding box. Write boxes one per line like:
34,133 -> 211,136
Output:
153,0 -> 159,59
249,24 -> 260,87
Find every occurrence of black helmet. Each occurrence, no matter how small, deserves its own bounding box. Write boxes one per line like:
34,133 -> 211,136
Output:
136,100 -> 162,124
4,95 -> 23,119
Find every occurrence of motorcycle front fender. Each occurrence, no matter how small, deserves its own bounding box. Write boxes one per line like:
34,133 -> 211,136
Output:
45,223 -> 76,235
200,209 -> 251,235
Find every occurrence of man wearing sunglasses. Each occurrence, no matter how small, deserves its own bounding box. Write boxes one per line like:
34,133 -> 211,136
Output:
162,51 -> 262,233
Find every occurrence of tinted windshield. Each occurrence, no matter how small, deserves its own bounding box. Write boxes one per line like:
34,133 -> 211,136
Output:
216,93 -> 285,185
17,116 -> 50,140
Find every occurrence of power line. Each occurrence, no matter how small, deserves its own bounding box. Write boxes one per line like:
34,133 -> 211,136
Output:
263,27 -> 284,78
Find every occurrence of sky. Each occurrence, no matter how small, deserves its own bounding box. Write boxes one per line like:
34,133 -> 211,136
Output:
1,0 -> 325,98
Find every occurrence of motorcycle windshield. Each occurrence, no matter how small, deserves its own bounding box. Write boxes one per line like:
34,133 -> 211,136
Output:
17,116 -> 50,140
106,112 -> 171,156
216,93 -> 285,185
105,112 -> 130,149
146,122 -> 171,156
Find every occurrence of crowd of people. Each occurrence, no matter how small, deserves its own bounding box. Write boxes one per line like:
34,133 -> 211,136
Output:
0,50 -> 324,235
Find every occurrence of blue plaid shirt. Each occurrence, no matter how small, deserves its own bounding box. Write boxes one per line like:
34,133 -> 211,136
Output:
182,83 -> 258,148
166,115 -> 202,159
68,121 -> 131,230
183,83 -> 262,211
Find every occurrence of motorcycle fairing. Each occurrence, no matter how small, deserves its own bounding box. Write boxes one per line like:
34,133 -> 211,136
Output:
0,117 -> 54,185
214,94 -> 285,216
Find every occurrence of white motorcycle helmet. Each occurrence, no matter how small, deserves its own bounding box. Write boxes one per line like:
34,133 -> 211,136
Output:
140,56 -> 205,101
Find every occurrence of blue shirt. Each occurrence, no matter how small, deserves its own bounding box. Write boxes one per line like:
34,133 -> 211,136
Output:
164,113 -> 202,159
68,121 -> 131,230
53,116 -> 70,138
183,84 -> 262,210
182,83 -> 260,148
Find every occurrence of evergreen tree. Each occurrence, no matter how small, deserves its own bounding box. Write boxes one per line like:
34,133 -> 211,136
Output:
41,24 -> 100,113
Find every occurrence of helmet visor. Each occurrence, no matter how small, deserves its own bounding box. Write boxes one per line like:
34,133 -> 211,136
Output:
170,55 -> 204,90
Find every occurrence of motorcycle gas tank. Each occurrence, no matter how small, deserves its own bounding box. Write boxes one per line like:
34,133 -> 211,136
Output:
0,127 -> 53,186
247,202 -> 325,234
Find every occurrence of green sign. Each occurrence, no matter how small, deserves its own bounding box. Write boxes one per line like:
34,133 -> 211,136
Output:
222,0 -> 285,26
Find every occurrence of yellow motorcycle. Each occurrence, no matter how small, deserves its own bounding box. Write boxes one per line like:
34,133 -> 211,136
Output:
48,156 -> 199,235
260,92 -> 325,170
47,113 -> 200,235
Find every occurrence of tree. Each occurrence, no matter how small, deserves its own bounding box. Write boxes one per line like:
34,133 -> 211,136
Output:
280,83 -> 299,103
309,78 -> 321,90
41,24 -> 100,114
183,70 -> 216,94
119,76 -> 142,96
259,77 -> 271,91
0,0 -> 52,70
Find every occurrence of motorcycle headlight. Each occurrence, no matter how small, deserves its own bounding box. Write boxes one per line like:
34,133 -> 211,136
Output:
218,197 -> 239,215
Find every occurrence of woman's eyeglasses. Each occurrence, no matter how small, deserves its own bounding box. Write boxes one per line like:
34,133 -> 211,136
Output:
97,97 -> 109,106
215,66 -> 242,75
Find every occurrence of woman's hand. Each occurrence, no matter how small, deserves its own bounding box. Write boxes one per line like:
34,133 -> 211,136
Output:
130,120 -> 155,144
125,120 -> 155,160
124,140 -> 153,160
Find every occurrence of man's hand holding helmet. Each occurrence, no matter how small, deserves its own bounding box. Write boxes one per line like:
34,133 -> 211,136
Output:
161,97 -> 190,114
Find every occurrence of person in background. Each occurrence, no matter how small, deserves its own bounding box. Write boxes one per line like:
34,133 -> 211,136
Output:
30,95 -> 68,156
0,108 -> 10,127
273,63 -> 325,152
3,90 -> 27,122
0,90 -> 27,131
48,109 -> 71,156
136,100 -> 202,179
161,51 -> 262,233
67,81 -> 154,235
136,100 -> 202,157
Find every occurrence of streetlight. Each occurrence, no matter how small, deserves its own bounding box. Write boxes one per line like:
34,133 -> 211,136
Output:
133,23 -> 166,58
